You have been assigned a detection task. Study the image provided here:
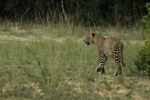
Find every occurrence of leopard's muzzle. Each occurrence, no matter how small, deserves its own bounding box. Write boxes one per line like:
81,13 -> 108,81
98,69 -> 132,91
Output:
83,40 -> 90,45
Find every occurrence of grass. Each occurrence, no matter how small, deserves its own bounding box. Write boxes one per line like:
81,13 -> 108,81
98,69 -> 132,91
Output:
0,19 -> 150,100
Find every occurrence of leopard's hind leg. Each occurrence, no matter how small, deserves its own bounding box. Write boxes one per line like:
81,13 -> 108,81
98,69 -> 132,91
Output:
119,43 -> 126,68
112,47 -> 122,76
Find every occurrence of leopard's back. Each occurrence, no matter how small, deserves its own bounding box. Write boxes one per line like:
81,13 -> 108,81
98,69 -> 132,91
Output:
102,38 -> 124,57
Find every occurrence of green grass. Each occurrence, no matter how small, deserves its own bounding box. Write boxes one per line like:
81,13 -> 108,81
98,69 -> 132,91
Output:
0,20 -> 150,100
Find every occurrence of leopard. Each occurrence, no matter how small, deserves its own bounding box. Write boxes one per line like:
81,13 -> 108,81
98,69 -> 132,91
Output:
83,32 -> 125,75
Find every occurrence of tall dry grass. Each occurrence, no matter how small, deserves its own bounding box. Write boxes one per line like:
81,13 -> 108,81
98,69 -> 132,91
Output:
0,18 -> 150,100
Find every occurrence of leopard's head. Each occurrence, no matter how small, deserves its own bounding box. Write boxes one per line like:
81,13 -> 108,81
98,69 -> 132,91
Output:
83,33 -> 96,45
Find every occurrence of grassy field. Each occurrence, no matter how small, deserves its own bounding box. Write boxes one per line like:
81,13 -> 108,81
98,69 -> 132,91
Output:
0,20 -> 150,100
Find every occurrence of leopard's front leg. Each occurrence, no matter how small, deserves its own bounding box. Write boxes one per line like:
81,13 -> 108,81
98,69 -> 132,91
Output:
96,52 -> 107,74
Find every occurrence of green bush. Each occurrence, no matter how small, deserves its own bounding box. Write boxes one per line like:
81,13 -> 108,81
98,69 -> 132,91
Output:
134,40 -> 150,75
141,2 -> 150,34
135,3 -> 150,76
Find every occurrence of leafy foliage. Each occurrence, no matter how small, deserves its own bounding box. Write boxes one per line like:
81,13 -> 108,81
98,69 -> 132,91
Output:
134,3 -> 150,76
134,40 -> 150,75
141,2 -> 150,33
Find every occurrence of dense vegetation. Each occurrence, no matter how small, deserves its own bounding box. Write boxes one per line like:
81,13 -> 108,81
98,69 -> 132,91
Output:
135,3 -> 150,76
135,39 -> 150,76
0,0 -> 148,25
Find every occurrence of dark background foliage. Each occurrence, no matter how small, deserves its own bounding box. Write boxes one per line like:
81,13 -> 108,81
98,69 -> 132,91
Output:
0,0 -> 148,25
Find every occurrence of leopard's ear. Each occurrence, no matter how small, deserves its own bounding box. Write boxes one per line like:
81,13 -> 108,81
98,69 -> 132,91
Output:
92,33 -> 95,37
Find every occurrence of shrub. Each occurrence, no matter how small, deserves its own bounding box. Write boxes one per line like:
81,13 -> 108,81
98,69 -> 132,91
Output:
134,2 -> 150,76
141,2 -> 150,34
134,40 -> 150,75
